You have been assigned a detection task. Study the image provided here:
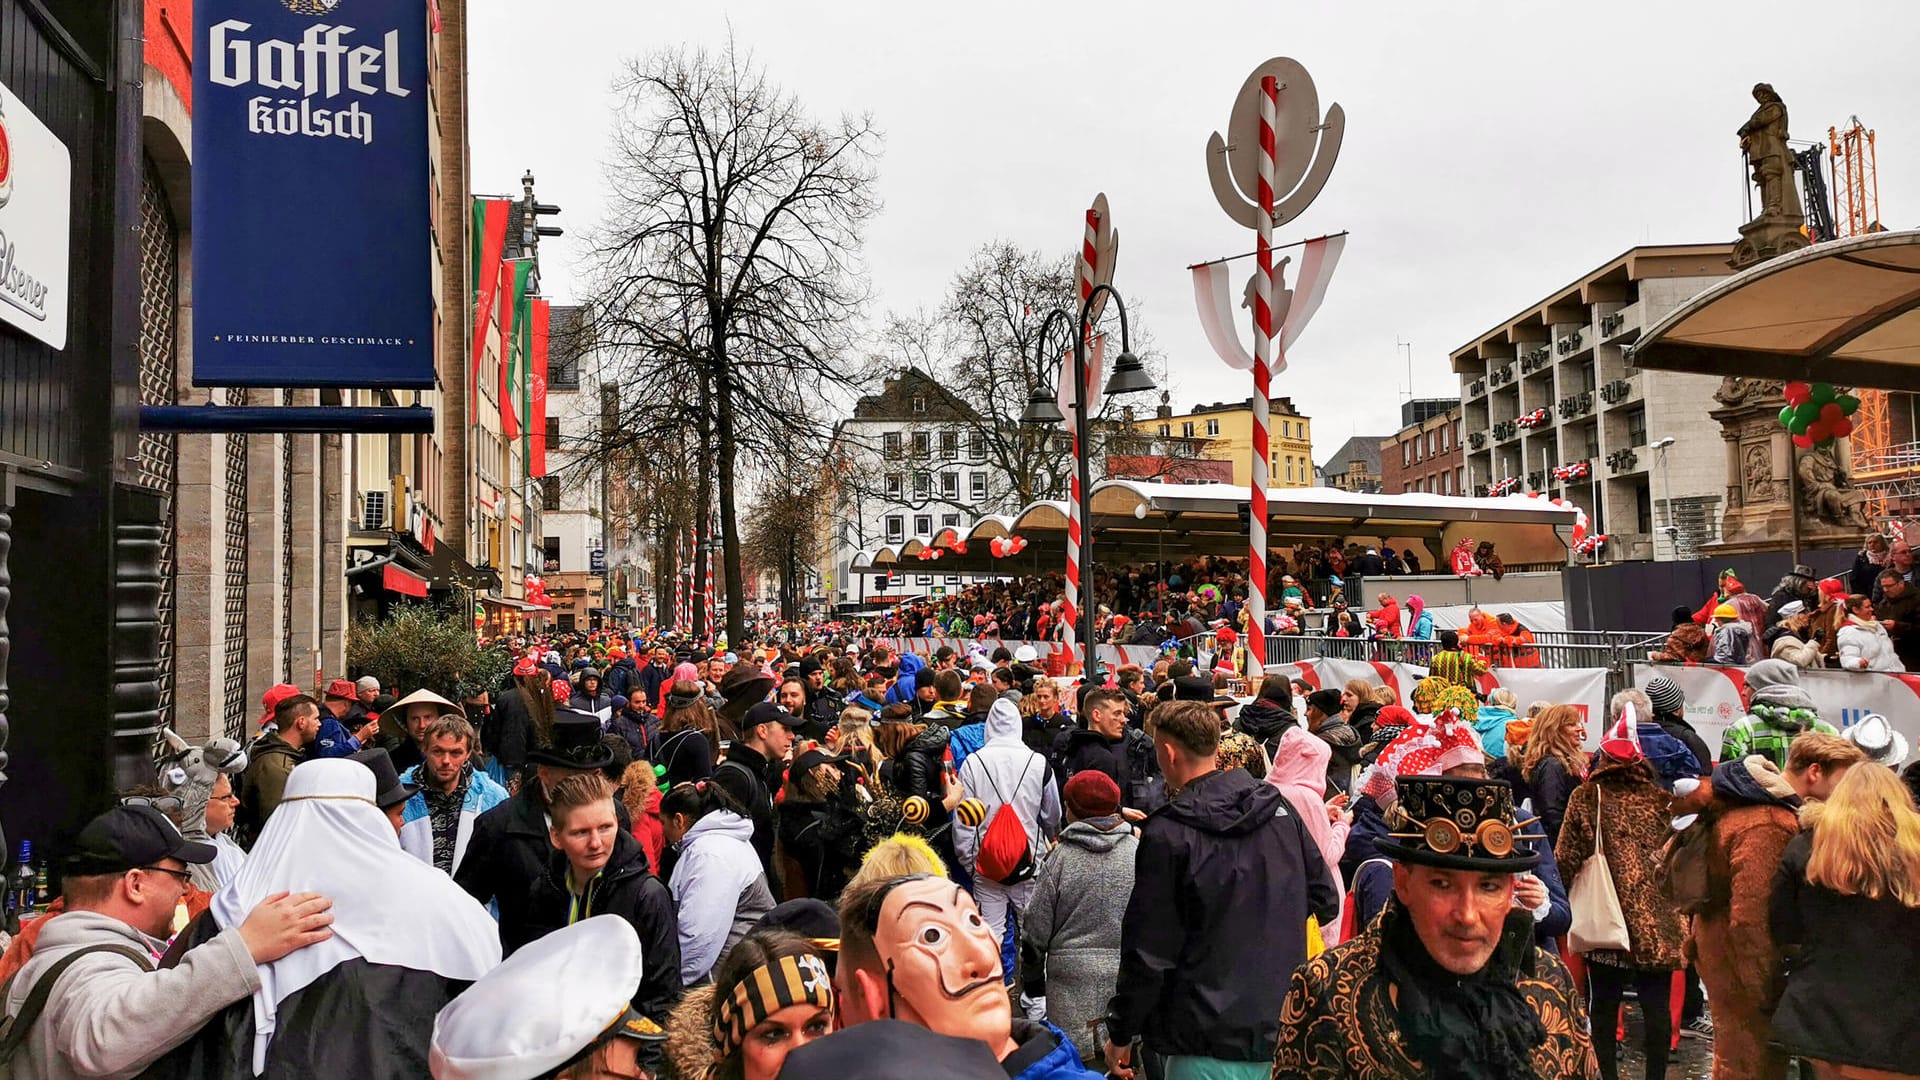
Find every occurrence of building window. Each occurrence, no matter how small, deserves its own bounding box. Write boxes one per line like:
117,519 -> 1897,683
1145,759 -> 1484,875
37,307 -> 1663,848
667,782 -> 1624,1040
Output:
1625,405 -> 1647,448
883,431 -> 902,458
1052,433 -> 1071,453
886,515 -> 904,541
914,514 -> 932,536
941,429 -> 958,455
885,473 -> 902,499
541,477 -> 561,511
941,472 -> 959,499
1205,419 -> 1220,436
1157,423 -> 1170,437
1427,431 -> 1436,456
541,536 -> 561,573
1282,420 -> 1290,438
1286,458 -> 1294,482
942,513 -> 960,528
970,472 -> 987,501
969,429 -> 986,457
1456,466 -> 1465,491
1403,443 -> 1410,467
1443,471 -> 1452,494
545,417 -> 561,448
914,472 -> 931,500
911,394 -> 927,414
1182,421 -> 1195,438
912,431 -> 931,457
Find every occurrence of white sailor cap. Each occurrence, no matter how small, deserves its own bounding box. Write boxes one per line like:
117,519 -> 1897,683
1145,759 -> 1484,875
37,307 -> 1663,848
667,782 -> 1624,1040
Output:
429,915 -> 655,1080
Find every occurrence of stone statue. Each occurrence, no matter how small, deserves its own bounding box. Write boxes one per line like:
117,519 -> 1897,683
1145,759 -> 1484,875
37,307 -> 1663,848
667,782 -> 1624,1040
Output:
1730,83 -> 1810,269
1713,375 -> 1784,408
1739,84 -> 1801,221
1798,443 -> 1872,530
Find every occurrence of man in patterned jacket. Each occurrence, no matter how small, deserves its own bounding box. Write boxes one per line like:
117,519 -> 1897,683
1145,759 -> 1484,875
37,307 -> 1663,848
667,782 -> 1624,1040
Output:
1272,774 -> 1596,1079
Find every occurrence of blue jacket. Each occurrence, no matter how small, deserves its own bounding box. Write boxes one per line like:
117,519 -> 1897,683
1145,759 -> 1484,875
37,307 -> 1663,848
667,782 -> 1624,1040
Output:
1473,705 -> 1517,760
885,653 -> 927,706
1638,721 -> 1702,790
399,764 -> 510,874
947,721 -> 987,773
311,715 -> 362,759
1008,1020 -> 1099,1080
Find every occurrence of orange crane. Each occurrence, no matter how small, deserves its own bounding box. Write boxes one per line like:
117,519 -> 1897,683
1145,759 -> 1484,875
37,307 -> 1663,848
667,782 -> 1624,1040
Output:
1830,118 -> 1894,518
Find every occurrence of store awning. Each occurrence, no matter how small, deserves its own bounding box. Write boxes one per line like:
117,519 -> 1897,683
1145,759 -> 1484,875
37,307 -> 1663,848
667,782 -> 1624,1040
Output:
1628,229 -> 1920,389
481,594 -> 544,611
382,563 -> 428,598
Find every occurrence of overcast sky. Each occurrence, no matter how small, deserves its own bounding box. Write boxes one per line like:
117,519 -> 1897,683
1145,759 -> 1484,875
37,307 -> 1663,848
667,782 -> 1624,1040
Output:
469,0 -> 1917,466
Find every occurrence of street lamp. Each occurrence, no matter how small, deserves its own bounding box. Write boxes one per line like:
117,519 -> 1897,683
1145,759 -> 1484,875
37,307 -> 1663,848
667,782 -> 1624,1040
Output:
1020,283 -> 1154,684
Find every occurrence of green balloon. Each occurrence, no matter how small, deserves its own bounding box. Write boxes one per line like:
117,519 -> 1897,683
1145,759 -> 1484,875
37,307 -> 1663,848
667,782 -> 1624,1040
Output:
1795,401 -> 1823,425
1779,405 -> 1796,427
1789,416 -> 1810,435
1837,393 -> 1861,414
1811,382 -> 1836,405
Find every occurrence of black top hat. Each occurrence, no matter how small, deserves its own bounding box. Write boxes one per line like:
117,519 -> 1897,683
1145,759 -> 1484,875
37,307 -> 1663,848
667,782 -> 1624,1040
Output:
1171,675 -> 1218,702
776,1020 -> 1005,1080
67,804 -> 217,875
348,747 -> 420,809
526,709 -> 617,770
1374,776 -> 1543,872
716,665 -> 776,722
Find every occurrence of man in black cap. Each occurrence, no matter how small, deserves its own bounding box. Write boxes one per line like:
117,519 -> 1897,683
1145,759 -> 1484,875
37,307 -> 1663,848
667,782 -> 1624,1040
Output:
1,806 -> 334,1080
455,709 -> 615,951
1272,774 -> 1597,1079
715,701 -> 800,891
797,655 -> 842,738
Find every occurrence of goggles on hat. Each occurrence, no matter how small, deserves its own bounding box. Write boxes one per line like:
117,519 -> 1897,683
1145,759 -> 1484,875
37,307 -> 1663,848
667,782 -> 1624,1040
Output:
1389,812 -> 1540,859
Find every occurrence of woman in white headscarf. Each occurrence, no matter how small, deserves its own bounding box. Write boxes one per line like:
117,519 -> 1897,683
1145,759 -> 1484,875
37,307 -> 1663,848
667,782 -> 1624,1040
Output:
147,758 -> 502,1079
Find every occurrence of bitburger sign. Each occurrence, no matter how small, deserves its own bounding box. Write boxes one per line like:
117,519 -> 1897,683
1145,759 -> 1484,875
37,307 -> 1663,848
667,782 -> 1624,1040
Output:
0,80 -> 72,351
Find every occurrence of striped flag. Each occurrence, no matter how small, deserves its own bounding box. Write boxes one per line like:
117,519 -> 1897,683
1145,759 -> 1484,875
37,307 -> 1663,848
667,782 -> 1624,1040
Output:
1190,233 -> 1347,373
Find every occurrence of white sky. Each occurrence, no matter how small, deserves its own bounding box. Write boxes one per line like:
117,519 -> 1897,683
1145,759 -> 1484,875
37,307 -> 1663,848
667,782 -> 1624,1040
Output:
469,0 -> 1919,465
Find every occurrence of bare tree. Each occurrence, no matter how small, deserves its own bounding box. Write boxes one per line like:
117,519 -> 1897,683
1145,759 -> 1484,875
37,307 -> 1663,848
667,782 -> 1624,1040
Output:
580,36 -> 882,642
743,449 -> 832,622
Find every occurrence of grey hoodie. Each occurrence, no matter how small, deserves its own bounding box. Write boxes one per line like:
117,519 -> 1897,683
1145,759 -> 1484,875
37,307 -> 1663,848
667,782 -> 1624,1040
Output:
2,909 -> 258,1080
1022,818 -> 1137,1060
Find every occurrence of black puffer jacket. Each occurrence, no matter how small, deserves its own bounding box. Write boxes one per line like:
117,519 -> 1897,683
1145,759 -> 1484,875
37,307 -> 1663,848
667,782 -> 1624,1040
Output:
882,722 -> 951,806
1052,726 -> 1164,813
1106,767 -> 1339,1062
1234,699 -> 1296,765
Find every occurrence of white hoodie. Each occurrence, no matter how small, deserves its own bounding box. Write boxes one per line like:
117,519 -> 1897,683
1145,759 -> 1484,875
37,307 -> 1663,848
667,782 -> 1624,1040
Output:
669,809 -> 774,984
955,699 -> 1063,871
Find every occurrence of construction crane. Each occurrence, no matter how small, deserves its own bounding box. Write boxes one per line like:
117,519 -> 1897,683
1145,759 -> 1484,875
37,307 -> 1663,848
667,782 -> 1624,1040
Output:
1828,117 -> 1895,519
1794,143 -> 1838,242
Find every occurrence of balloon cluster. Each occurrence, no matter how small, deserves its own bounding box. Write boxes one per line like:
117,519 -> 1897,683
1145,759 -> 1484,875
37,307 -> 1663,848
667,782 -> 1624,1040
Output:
1551,461 -> 1590,482
523,574 -> 553,609
1488,477 -> 1522,497
913,548 -> 945,561
1779,382 -> 1861,449
989,535 -> 1029,558
1516,408 -> 1551,430
949,540 -> 968,555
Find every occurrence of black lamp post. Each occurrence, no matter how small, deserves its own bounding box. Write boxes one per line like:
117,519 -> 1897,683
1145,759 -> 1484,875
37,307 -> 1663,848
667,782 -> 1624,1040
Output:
1020,284 -> 1154,685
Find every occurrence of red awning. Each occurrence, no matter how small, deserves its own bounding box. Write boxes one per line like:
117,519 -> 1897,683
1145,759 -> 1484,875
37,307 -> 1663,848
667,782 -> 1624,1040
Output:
383,563 -> 429,598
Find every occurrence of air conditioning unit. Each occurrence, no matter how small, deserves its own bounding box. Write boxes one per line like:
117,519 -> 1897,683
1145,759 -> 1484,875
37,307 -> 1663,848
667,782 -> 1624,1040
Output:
361,490 -> 388,531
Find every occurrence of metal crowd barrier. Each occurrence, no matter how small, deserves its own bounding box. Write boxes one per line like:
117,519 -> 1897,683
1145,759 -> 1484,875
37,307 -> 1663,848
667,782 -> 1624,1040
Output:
1263,631 -> 1670,702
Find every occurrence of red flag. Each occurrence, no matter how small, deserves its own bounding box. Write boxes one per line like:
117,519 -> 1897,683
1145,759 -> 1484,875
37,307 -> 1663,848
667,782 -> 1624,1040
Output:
530,299 -> 551,477
469,200 -> 511,418
498,260 -> 531,440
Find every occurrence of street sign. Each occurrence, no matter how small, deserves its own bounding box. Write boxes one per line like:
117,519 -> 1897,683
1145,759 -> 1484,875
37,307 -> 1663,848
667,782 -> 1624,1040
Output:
192,0 -> 434,387
590,548 -> 606,573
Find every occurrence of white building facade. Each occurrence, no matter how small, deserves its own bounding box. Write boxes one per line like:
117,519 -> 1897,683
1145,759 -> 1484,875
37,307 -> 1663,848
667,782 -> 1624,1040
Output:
1452,244 -> 1733,562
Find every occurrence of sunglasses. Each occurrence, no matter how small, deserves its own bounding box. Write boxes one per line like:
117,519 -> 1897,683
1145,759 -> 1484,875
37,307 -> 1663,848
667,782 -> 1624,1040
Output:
121,794 -> 184,813
137,865 -> 193,885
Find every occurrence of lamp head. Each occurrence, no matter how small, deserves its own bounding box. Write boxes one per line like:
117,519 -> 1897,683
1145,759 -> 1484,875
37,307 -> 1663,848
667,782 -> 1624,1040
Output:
1650,437 -> 1676,450
1104,350 -> 1154,396
1021,390 -> 1066,427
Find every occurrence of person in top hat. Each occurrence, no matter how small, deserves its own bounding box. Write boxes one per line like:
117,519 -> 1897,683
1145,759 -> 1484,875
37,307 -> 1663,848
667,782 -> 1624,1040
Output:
429,915 -> 664,1080
1272,775 -> 1597,1079
455,710 -> 619,953
347,747 -> 420,836
1,806 -> 334,1080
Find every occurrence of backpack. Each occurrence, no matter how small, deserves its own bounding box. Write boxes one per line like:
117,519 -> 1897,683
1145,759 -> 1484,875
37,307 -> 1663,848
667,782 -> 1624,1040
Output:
974,755 -> 1044,886
1123,731 -> 1167,814
0,943 -> 153,1069
1657,815 -> 1715,916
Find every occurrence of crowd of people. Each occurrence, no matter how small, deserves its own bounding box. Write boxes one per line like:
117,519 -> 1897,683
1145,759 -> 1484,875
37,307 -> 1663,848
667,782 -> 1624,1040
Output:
3,615 -> 1918,1080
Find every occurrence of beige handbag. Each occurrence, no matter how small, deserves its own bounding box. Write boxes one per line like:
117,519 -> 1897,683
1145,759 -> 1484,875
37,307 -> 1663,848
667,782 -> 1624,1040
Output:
1567,786 -> 1632,954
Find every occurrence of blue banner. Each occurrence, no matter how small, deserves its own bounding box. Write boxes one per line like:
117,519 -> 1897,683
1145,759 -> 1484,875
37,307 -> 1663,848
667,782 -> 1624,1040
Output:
192,0 -> 433,388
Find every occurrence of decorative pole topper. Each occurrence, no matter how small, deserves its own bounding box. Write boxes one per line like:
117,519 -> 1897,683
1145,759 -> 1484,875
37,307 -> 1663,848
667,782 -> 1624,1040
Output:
1057,194 -> 1119,672
1193,57 -> 1346,674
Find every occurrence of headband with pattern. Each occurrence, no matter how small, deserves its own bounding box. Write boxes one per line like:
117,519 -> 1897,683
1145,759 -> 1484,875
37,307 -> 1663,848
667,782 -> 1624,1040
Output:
710,953 -> 833,1069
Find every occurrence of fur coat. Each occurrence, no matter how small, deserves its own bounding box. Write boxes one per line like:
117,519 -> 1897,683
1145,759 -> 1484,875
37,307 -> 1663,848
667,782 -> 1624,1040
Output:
1554,758 -> 1686,970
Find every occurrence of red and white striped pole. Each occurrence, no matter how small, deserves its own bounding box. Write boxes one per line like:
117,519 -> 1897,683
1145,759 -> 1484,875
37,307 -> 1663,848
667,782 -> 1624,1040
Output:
1062,206 -> 1099,672
703,508 -> 715,642
1245,75 -> 1278,676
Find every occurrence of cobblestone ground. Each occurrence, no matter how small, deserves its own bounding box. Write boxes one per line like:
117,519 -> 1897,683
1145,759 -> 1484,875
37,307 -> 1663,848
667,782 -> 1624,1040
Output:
1616,1009 -> 1714,1078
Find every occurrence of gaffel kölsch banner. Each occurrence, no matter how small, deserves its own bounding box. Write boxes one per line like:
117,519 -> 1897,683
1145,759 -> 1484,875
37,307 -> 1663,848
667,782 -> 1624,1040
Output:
193,0 -> 433,388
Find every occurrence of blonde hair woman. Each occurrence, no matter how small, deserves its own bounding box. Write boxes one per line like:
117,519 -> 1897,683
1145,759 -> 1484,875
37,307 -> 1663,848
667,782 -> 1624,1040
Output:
1520,704 -> 1589,846
1771,764 -> 1920,1078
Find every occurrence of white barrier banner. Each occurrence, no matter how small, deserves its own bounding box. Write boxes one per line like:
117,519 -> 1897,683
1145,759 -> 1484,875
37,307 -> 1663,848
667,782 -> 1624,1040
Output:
867,637 -> 1164,671
1262,659 -> 1610,739
1633,663 -> 1920,763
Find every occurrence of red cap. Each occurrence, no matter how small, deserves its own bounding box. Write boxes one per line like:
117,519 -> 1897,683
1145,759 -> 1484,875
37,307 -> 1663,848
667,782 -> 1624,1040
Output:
513,656 -> 538,677
258,682 -> 301,727
1062,770 -> 1122,819
551,679 -> 572,702
323,678 -> 357,701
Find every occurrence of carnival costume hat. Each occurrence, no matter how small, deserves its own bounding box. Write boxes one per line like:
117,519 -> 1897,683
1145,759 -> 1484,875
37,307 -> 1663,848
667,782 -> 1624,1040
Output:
526,709 -> 617,770
1377,775 -> 1542,872
1844,712 -> 1910,767
389,688 -> 467,719
429,915 -> 659,1080
716,663 -> 777,724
